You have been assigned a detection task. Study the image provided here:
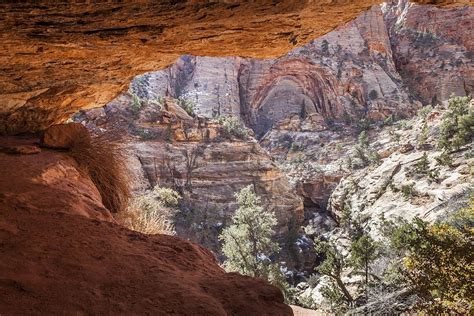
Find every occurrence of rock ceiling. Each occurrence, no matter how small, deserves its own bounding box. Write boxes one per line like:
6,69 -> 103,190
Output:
0,0 -> 470,134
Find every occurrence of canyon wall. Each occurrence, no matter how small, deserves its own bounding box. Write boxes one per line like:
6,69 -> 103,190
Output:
75,95 -> 304,255
130,2 -> 472,140
116,1 -> 472,212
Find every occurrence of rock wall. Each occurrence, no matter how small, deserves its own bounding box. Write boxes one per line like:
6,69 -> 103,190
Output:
0,133 -> 292,315
75,95 -> 304,242
129,2 -> 472,139
329,104 -> 473,225
384,0 -> 473,105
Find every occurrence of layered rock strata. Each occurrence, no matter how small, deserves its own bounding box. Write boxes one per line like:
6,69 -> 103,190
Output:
75,95 -> 304,241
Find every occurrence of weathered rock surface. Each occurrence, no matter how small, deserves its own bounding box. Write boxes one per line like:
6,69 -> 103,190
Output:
0,136 -> 112,221
384,0 -> 473,105
329,105 -> 473,225
40,122 -> 91,149
0,1 -> 469,134
0,135 -> 292,315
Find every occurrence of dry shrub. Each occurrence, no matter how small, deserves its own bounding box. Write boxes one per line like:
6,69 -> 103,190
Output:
116,203 -> 175,235
68,134 -> 131,213
116,186 -> 179,235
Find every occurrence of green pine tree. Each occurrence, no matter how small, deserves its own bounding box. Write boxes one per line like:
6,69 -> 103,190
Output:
349,232 -> 380,299
438,96 -> 473,151
219,185 -> 279,279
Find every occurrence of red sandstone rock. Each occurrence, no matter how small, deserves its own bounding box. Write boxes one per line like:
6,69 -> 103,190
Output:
41,123 -> 90,149
5,144 -> 41,155
0,135 -> 292,315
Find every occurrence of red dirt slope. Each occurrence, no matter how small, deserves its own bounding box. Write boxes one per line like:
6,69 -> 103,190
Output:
0,136 -> 291,315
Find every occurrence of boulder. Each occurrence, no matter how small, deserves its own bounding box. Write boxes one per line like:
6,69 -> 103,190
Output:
41,123 -> 91,149
399,143 -> 414,153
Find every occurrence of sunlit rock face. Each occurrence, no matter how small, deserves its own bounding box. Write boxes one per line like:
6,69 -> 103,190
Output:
131,2 -> 472,138
0,0 -> 469,135
74,95 -> 304,251
384,0 -> 473,105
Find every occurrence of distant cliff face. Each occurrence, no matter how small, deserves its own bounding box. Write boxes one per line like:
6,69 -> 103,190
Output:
75,94 -> 304,252
384,0 -> 473,105
131,2 -> 472,138
118,1 -> 473,234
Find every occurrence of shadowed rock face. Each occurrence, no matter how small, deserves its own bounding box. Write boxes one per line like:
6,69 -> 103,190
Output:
0,0 -> 469,134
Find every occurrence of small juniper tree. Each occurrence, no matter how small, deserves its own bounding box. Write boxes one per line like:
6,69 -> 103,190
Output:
414,152 -> 430,175
349,232 -> 381,300
219,185 -> 279,279
314,239 -> 354,306
438,96 -> 473,151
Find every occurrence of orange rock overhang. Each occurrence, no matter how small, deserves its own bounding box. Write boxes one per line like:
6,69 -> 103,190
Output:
0,0 -> 470,134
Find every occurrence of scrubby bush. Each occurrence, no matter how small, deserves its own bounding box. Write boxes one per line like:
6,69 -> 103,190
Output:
397,120 -> 411,130
351,131 -> 370,168
357,118 -> 372,132
69,134 -> 131,213
177,98 -> 195,117
435,151 -> 453,167
369,151 -> 381,165
214,116 -> 248,139
116,186 -> 180,235
401,183 -> 416,199
417,124 -> 429,145
438,96 -> 473,151
417,105 -> 433,120
384,114 -> 395,126
131,93 -> 143,117
384,203 -> 474,314
413,153 -> 430,175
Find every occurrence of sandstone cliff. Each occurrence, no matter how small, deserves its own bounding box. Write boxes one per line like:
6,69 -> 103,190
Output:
127,2 -> 472,139
75,94 -> 304,255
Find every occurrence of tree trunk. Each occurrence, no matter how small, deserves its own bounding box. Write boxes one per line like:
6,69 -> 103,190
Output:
335,276 -> 353,303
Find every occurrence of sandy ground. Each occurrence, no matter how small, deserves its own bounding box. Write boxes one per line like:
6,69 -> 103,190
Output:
291,305 -> 329,316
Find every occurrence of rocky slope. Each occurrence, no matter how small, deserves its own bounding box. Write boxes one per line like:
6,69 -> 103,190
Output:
0,133 -> 292,315
330,103 -> 473,225
292,98 -> 473,312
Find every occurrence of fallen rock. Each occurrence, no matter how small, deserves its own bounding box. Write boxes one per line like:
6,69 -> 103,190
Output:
41,123 -> 91,149
399,143 -> 414,153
